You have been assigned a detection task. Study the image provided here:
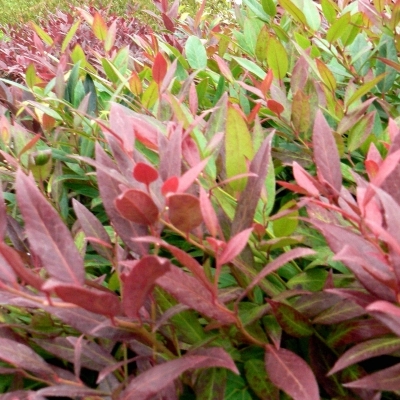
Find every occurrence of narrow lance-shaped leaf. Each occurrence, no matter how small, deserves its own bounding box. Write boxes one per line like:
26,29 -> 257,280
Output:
218,228 -> 253,266
92,12 -> 108,41
16,170 -> 85,285
122,256 -> 170,319
199,187 -> 221,238
231,134 -> 273,235
329,337 -> 400,376
312,110 -> 342,192
120,348 -> 238,400
265,345 -> 319,400
152,52 -> 168,85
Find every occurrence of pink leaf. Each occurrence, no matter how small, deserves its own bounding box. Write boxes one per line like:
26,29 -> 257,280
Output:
133,162 -> 159,186
37,385 -> 106,398
178,157 -> 209,193
0,338 -> 54,378
159,124 -> 182,180
312,110 -> 342,192
168,193 -> 203,232
218,228 -> 253,266
293,162 -> 320,196
109,103 -> 135,154
265,345 -> 319,400
115,189 -> 159,226
199,187 -> 221,238
16,170 -> 84,285
343,363 -> 400,391
329,337 -> 400,376
121,256 -> 170,319
120,347 -> 238,400
157,265 -> 236,324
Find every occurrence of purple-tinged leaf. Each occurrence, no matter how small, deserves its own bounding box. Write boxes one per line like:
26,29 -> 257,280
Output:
115,189 -> 159,226
312,221 -> 397,301
312,299 -> 365,324
0,391 -> 46,400
0,338 -> 54,378
159,124 -> 182,180
268,300 -> 314,337
168,193 -> 203,232
16,170 -> 84,285
329,337 -> 400,376
120,348 -> 238,400
37,385 -> 108,398
34,337 -> 116,372
157,265 -> 236,324
343,363 -> 400,391
245,359 -> 279,400
133,162 -> 159,186
122,256 -> 170,319
178,157 -> 210,193
109,103 -> 135,155
265,345 -> 319,400
0,186 -> 6,240
294,292 -> 341,318
195,367 -> 228,400
218,228 -> 253,266
312,110 -> 342,192
43,280 -> 121,317
72,199 -> 113,260
231,134 -> 273,236
199,187 -> 221,238
0,243 -> 18,285
366,300 -> 400,336
239,248 -> 315,301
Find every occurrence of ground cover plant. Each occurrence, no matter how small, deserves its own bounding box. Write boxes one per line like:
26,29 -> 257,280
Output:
0,0 -> 399,398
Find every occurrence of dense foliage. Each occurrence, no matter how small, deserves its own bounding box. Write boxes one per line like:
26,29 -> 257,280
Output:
0,0 -> 399,399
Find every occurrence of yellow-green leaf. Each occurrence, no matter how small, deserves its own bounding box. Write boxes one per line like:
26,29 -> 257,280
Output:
30,22 -> 53,46
61,20 -> 80,52
266,36 -> 288,80
279,0 -> 307,25
92,12 -> 108,41
346,73 -> 386,108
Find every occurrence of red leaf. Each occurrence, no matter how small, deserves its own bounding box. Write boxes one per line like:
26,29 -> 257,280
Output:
0,242 -> 41,288
218,228 -> 253,266
312,110 -> 342,192
199,187 -> 220,238
265,345 -> 319,400
157,265 -> 236,324
162,176 -> 179,195
120,347 -> 238,400
343,363 -> 400,391
133,162 -> 159,186
267,99 -> 284,116
153,52 -> 168,85
122,256 -> 170,319
43,281 -> 121,317
0,338 -> 54,378
115,189 -> 159,225
168,193 -> 203,232
16,170 -> 85,285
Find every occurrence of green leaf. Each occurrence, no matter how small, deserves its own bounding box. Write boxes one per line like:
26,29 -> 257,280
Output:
26,101 -> 62,121
287,268 -> 328,291
345,74 -> 386,108
269,300 -> 314,337
142,81 -> 159,109
61,20 -> 80,53
231,56 -> 266,79
261,0 -> 277,17
185,36 -> 207,69
243,0 -> 271,21
195,368 -> 227,400
245,359 -> 279,400
255,25 -> 269,63
225,105 -> 254,192
326,12 -> 351,43
302,0 -> 321,31
243,18 -> 264,56
30,21 -> 53,45
225,371 -> 253,400
279,0 -> 307,25
321,0 -> 337,23
266,36 -> 288,80
376,34 -> 398,93
272,200 -> 298,237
